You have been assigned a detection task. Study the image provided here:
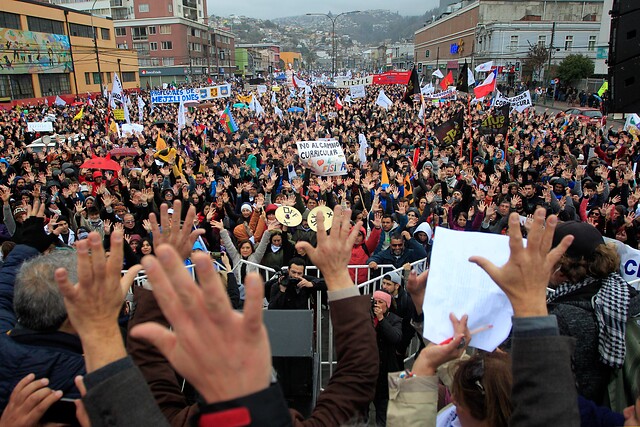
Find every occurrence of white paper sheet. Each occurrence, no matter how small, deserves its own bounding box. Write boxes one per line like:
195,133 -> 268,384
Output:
423,228 -> 515,351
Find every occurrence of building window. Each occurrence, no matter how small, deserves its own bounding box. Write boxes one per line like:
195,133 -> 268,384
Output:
138,3 -> 149,12
69,23 -> 93,38
133,42 -> 149,56
565,35 -> 573,51
588,35 -> 596,51
93,72 -> 102,85
149,42 -> 158,51
510,35 -> 518,51
115,27 -> 126,37
0,12 -> 21,30
162,57 -> 174,66
132,27 -> 148,40
122,72 -> 136,82
38,74 -> 71,96
27,17 -> 64,35
538,35 -> 546,47
161,41 -> 173,50
191,43 -> 201,52
101,28 -> 110,40
0,75 -> 34,99
84,72 -> 91,85
106,73 -> 111,84
117,43 -> 128,49
159,25 -> 171,34
148,26 -> 156,35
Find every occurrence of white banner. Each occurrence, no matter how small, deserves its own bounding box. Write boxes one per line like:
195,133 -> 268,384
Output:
494,90 -> 532,112
121,123 -> 144,135
151,88 -> 199,104
257,84 -> 267,95
27,121 -> 53,132
335,76 -> 373,88
296,140 -> 347,176
197,84 -> 231,101
425,87 -> 457,100
350,85 -> 366,99
605,238 -> 640,289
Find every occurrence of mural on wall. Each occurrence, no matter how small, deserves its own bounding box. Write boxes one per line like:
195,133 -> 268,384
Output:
0,28 -> 73,74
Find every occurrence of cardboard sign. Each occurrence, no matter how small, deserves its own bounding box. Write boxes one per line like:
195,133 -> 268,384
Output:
27,121 -> 53,132
296,139 -> 347,176
113,109 -> 125,121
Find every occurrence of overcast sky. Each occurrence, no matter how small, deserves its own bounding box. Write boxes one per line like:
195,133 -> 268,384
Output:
207,0 -> 440,19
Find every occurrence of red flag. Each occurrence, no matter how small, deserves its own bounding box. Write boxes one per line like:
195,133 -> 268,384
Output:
473,70 -> 497,99
412,148 -> 420,169
439,71 -> 454,91
335,95 -> 343,111
207,77 -> 213,84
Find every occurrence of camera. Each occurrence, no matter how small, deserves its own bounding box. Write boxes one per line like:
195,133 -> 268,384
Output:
210,251 -> 223,259
286,277 -> 301,288
371,297 -> 377,315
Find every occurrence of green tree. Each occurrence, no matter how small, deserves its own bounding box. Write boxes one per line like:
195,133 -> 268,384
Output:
557,54 -> 594,84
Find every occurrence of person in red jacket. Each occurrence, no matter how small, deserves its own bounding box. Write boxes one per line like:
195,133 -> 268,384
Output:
349,212 -> 382,286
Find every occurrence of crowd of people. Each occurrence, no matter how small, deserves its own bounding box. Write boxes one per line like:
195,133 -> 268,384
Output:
0,73 -> 639,426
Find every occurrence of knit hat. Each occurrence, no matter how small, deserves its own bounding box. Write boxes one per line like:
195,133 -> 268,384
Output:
383,271 -> 402,285
373,290 -> 392,309
552,221 -> 604,259
241,203 -> 253,212
265,204 -> 278,214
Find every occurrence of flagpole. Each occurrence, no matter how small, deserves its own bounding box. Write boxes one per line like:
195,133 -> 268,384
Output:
467,95 -> 473,164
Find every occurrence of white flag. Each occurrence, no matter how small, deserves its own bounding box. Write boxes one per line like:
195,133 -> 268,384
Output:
475,61 -> 493,73
110,73 -> 124,109
358,133 -> 368,165
177,99 -> 186,130
432,69 -> 444,79
305,85 -> 312,96
467,67 -> 476,86
625,113 -> 640,132
257,85 -> 267,95
271,91 -> 277,105
123,98 -> 131,124
249,96 -> 265,117
137,95 -> 145,122
350,85 -> 366,99
274,104 -> 284,120
54,95 -> 66,106
421,84 -> 435,95
375,90 -> 393,110
418,103 -> 425,120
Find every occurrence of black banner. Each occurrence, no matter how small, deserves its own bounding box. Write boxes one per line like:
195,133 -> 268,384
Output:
479,105 -> 510,135
435,110 -> 465,145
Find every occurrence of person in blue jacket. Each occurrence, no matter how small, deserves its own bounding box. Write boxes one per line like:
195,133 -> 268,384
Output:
367,230 -> 427,271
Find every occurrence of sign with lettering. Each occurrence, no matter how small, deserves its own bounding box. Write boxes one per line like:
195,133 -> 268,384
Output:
296,139 -> 347,176
150,88 -> 200,103
27,121 -> 53,132
335,76 -> 373,88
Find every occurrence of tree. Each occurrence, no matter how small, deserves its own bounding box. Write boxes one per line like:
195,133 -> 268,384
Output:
523,44 -> 549,82
557,54 -> 594,84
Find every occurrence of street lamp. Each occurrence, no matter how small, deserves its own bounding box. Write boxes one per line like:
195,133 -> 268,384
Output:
306,10 -> 360,79
90,0 -> 103,90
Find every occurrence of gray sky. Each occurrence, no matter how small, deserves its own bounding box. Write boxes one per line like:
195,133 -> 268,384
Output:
207,0 -> 440,19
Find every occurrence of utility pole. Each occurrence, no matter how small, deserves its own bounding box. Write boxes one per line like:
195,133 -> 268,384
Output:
117,58 -> 122,76
90,0 -> 103,89
547,21 -> 556,80
306,11 -> 361,79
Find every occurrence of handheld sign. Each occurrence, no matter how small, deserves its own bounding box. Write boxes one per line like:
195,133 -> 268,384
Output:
275,206 -> 302,227
308,206 -> 334,232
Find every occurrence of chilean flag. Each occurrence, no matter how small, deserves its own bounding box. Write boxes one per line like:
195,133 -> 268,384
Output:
335,95 -> 343,110
473,70 -> 497,99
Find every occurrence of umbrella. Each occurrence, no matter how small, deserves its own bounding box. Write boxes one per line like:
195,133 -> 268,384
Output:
153,120 -> 175,129
109,147 -> 139,157
233,103 -> 248,109
196,102 -> 216,109
287,107 -> 304,113
81,155 -> 122,172
184,100 -> 199,108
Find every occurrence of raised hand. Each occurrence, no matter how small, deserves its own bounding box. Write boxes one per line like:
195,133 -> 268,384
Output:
149,200 -> 205,260
0,374 -> 63,427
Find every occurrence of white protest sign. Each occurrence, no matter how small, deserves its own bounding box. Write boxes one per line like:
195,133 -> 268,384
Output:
296,139 -> 347,176
350,84 -> 366,99
494,90 -> 532,112
27,122 -> 53,132
335,76 -> 373,88
257,84 -> 267,95
425,87 -> 457,100
424,228 -> 514,351
605,238 -> 640,289
121,123 -> 144,135
197,84 -> 231,101
151,88 -> 200,104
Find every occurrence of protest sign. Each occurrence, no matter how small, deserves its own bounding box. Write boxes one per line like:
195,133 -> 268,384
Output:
372,70 -> 412,85
605,238 -> 640,289
296,139 -> 347,176
494,90 -> 532,113
257,85 -> 268,95
435,110 -> 464,145
350,85 -> 366,99
113,109 -> 125,121
121,123 -> 144,135
479,105 -> 510,135
150,88 -> 200,103
198,84 -> 231,101
425,87 -> 458,101
335,76 -> 373,88
27,121 -> 53,132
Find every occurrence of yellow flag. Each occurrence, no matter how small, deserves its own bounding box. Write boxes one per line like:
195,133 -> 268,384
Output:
238,94 -> 253,104
381,162 -> 389,186
597,81 -> 608,97
156,135 -> 167,151
73,107 -> 84,121
109,120 -> 118,135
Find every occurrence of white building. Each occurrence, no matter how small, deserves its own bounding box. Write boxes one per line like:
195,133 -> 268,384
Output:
386,42 -> 414,71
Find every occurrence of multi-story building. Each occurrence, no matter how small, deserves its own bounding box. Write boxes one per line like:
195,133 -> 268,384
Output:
0,0 -> 139,106
211,27 -> 235,79
280,52 -> 302,70
386,42 -> 415,71
415,0 -> 604,85
236,44 -> 280,75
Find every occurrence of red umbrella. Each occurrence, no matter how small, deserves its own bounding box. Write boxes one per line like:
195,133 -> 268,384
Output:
109,147 -> 139,157
81,154 -> 121,172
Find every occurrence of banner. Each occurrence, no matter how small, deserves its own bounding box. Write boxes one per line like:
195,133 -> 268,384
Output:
350,85 -> 366,99
435,110 -> 465,145
605,238 -> 640,289
27,122 -> 53,132
494,90 -> 532,113
296,139 -> 347,176
113,109 -> 125,121
198,84 -> 231,101
479,105 -> 510,135
121,123 -> 144,135
151,88 -> 200,103
110,73 -> 124,108
257,84 -> 268,95
0,28 -> 72,75
372,70 -> 412,85
335,76 -> 373,88
425,87 -> 457,100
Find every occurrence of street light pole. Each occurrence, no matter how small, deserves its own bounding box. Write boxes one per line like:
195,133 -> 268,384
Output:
306,11 -> 360,79
90,0 -> 103,89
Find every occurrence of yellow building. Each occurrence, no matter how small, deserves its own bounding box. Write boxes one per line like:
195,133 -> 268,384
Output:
280,51 -> 302,70
0,0 -> 139,105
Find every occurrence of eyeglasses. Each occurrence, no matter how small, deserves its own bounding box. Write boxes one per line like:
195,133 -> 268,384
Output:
589,212 -> 601,217
390,243 -> 404,248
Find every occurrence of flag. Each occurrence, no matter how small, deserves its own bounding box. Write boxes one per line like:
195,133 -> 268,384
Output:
358,133 -> 368,165
271,91 -> 277,105
439,71 -> 454,91
624,113 -> 640,132
402,66 -> 420,104
412,148 -> 420,169
381,161 -> 389,186
177,99 -> 186,130
376,90 -> 393,110
467,66 -> 476,87
123,99 -> 131,124
418,102 -> 424,120
335,95 -> 343,110
238,94 -> 252,104
109,119 -> 118,135
456,62 -> 470,93
274,104 -> 284,120
404,175 -> 413,201
475,61 -> 493,73
137,95 -> 145,122
54,95 -> 66,106
44,98 -> 49,106
421,84 -> 435,95
473,70 -> 497,99
432,69 -> 444,79
597,81 -> 608,97
435,110 -> 465,145
249,96 -> 265,117
293,75 -> 306,88
219,104 -> 239,133
479,104 -> 510,135
110,73 -> 124,109
73,107 -> 84,121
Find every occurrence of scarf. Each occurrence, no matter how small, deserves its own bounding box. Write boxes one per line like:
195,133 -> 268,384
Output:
547,272 -> 630,368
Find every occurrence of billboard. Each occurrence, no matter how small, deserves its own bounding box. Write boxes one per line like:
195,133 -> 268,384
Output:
0,28 -> 72,74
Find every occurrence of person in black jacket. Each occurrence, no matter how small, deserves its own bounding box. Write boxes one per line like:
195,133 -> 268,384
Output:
372,290 -> 402,426
381,271 -> 417,369
267,257 -> 325,310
